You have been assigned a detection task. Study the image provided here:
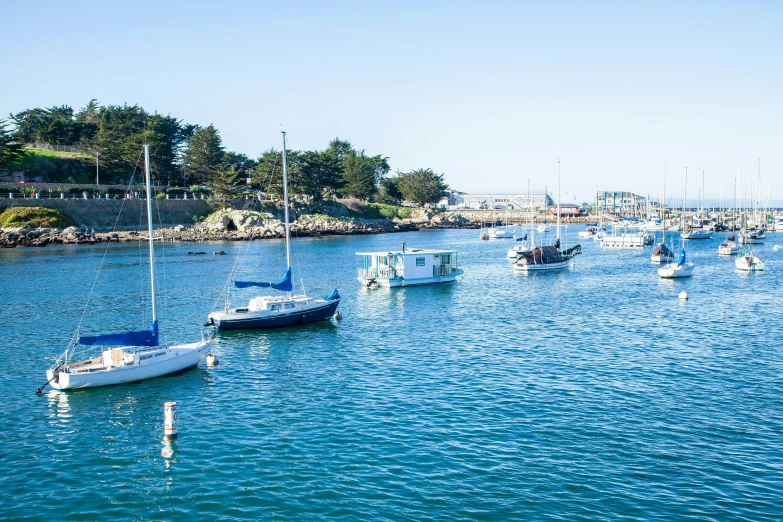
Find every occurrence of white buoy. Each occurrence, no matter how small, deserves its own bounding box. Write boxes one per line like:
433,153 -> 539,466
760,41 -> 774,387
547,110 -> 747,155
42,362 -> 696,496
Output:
678,291 -> 688,300
333,311 -> 342,321
206,353 -> 218,367
164,401 -> 178,439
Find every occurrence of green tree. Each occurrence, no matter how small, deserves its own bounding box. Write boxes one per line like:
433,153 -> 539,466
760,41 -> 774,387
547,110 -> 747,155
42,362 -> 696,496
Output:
0,119 -> 25,166
75,99 -> 100,144
223,151 -> 257,172
142,113 -> 194,187
181,124 -> 224,186
9,106 -> 80,145
378,176 -> 402,204
86,104 -> 148,181
395,168 -> 449,207
326,137 -> 356,163
341,153 -> 377,200
210,163 -> 243,197
292,150 -> 342,200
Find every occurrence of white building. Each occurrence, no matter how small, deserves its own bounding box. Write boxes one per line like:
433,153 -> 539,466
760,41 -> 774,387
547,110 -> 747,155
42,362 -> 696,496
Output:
596,191 -> 647,213
461,193 -> 554,211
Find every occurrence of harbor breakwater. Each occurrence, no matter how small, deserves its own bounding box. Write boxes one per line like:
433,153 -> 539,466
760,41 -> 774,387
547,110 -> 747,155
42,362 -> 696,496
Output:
0,201 -> 595,248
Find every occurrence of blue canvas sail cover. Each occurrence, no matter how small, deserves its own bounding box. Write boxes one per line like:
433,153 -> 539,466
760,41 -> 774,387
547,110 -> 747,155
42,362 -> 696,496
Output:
677,248 -> 686,267
324,289 -> 340,301
80,321 -> 159,347
235,268 -> 293,292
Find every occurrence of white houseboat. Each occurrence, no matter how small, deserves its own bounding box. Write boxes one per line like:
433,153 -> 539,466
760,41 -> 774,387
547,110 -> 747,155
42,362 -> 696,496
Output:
356,244 -> 463,287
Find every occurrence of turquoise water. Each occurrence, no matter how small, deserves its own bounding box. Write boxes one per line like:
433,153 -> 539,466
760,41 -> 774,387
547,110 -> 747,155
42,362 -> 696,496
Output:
2,229 -> 782,520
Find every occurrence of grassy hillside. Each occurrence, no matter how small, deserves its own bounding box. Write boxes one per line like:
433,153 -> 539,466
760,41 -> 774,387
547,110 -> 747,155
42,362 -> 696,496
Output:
0,206 -> 77,228
366,203 -> 412,219
3,148 -> 94,184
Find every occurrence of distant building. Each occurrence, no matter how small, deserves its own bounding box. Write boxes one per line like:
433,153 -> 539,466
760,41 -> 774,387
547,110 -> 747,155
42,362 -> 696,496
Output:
460,193 -> 555,211
596,191 -> 646,213
548,203 -> 584,216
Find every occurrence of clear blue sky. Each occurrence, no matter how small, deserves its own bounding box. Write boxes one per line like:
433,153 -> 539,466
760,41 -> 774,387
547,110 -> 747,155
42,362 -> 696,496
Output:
3,1 -> 782,205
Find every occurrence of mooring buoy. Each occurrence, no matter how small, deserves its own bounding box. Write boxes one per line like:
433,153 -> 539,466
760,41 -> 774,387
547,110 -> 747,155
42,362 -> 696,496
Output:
164,401 -> 178,439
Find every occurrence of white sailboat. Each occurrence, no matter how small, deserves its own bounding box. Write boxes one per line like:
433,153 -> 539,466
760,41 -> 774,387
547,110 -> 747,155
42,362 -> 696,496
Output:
208,132 -> 340,329
735,246 -> 764,271
514,161 -> 581,272
41,145 -> 212,392
659,168 -> 694,279
658,248 -> 694,278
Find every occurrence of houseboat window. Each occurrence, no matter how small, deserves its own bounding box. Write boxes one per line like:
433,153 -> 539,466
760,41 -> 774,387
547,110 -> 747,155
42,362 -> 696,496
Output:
284,303 -> 295,310
416,257 -> 425,267
270,304 -> 281,311
441,254 -> 451,264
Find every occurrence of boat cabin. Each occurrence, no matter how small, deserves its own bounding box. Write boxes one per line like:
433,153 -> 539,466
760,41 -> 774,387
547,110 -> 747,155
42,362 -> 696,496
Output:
356,246 -> 463,287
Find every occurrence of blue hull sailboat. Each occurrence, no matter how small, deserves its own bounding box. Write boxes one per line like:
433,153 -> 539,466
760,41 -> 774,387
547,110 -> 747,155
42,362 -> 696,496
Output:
208,131 -> 340,330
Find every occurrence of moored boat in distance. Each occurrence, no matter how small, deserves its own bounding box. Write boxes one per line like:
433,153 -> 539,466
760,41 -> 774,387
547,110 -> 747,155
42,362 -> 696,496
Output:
658,248 -> 694,278
739,227 -> 766,244
357,244 -> 463,287
682,227 -> 713,240
718,234 -> 740,256
488,226 -> 513,239
515,160 -> 581,272
651,242 -> 674,263
506,233 -> 530,259
735,247 -> 764,271
600,224 -> 654,247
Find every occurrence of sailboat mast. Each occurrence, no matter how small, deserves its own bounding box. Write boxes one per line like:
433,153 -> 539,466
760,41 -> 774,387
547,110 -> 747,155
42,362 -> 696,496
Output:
281,131 -> 291,270
557,160 -> 561,241
684,166 -> 688,230
734,164 -> 738,232
143,144 -> 157,323
662,159 -> 666,242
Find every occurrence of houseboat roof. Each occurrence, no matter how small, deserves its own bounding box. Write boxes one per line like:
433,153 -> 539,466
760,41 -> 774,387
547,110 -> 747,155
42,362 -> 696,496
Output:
356,248 -> 457,256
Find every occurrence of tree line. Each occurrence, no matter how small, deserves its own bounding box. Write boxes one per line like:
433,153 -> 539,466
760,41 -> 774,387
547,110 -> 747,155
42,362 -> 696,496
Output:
2,101 -> 448,206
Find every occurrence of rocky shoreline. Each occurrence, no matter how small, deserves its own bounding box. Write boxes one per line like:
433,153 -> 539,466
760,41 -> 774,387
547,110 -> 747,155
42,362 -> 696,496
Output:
0,209 -> 595,248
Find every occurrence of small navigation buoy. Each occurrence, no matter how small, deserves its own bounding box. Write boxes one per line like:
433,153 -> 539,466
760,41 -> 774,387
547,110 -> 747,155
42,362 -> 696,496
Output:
206,353 -> 218,367
164,402 -> 178,439
333,311 -> 342,321
678,291 -> 688,300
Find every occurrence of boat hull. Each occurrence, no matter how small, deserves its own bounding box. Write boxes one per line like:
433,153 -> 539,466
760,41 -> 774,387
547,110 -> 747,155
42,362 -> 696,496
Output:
48,341 -> 211,391
514,259 -> 571,271
361,275 -> 462,288
682,232 -> 712,240
735,257 -> 764,271
212,300 -> 339,329
658,264 -> 694,278
650,255 -> 674,264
